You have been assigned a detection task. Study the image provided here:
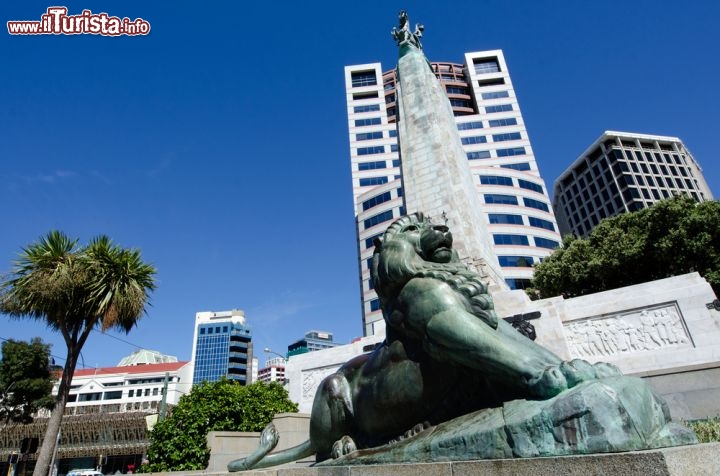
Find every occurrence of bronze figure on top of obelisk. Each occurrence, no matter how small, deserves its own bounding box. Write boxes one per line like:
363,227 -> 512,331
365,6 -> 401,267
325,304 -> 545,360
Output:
391,10 -> 424,53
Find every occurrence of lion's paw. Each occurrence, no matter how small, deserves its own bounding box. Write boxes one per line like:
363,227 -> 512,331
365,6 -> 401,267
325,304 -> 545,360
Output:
533,359 -> 624,398
389,421 -> 432,444
562,359 -> 622,386
331,435 -> 357,459
592,361 -> 622,378
259,423 -> 280,452
529,365 -> 568,399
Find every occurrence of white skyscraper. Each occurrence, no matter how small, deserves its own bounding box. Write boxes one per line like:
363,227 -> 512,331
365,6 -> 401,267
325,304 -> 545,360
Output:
345,50 -> 561,336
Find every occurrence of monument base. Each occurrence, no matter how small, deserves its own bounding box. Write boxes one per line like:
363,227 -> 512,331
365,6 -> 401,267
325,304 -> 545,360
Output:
225,443 -> 717,475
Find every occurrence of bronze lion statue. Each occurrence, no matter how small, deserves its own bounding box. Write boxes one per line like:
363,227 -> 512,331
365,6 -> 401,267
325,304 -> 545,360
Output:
228,212 -> 619,471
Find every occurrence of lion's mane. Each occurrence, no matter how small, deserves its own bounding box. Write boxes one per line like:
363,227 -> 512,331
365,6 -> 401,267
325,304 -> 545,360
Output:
371,212 -> 497,328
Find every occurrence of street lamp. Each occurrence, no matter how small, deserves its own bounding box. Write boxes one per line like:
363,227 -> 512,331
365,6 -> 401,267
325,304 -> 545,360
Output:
263,348 -> 287,362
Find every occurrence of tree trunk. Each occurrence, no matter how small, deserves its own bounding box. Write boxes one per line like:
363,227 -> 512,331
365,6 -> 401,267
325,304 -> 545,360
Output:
32,351 -> 78,476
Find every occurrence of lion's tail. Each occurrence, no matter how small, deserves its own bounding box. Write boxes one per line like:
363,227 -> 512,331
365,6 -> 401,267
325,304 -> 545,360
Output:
228,439 -> 315,471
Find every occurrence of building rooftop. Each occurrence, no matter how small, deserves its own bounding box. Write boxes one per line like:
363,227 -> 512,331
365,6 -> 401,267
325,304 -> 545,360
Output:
74,361 -> 188,377
117,349 -> 178,366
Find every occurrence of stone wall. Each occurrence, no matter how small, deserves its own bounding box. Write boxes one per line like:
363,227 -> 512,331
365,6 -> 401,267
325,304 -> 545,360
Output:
206,413 -> 312,472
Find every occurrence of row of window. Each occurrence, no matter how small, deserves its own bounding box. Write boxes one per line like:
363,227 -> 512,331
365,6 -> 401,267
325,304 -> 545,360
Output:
481,90 -> 510,100
466,147 -> 528,162
351,71 -> 377,88
356,131 -> 383,141
358,161 -> 386,171
493,234 -> 559,249
486,104 -> 513,113
488,213 -> 556,231
446,85 -> 469,95
353,104 -> 380,113
479,175 -> 544,193
359,176 -> 388,187
458,121 -> 483,130
199,325 -> 229,335
355,117 -> 381,127
362,191 -> 392,211
480,175 -> 544,193
473,59 -> 500,74
128,387 -> 162,398
460,132 -> 522,146
456,117 -> 518,130
502,162 -> 531,171
484,194 -> 550,212
364,210 -> 394,229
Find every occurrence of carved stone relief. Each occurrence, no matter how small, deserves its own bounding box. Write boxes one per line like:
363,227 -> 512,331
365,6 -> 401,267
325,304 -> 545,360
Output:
564,303 -> 691,359
301,366 -> 340,401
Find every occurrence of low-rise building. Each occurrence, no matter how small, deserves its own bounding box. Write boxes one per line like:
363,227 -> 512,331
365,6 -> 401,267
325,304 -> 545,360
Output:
257,357 -> 286,384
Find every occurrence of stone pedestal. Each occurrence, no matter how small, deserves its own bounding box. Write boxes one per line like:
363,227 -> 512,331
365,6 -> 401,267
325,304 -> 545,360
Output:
165,443 -> 720,476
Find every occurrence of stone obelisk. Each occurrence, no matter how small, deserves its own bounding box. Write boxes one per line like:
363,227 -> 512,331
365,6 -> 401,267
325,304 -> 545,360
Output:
392,11 -> 507,290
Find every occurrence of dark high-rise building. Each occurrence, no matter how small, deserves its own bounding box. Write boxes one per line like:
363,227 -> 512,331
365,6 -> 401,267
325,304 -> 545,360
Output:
553,131 -> 713,237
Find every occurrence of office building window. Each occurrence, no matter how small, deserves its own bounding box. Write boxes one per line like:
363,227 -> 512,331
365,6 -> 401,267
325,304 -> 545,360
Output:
446,86 -> 470,95
489,213 -> 523,225
523,197 -> 550,212
359,177 -> 388,186
486,104 -> 513,113
467,151 -> 491,160
355,117 -> 382,127
450,98 -> 473,108
364,210 -> 394,229
496,147 -> 526,157
362,191 -> 392,211
458,121 -> 483,130
473,58 -> 500,74
354,104 -> 380,113
351,70 -> 377,87
353,91 -> 378,100
528,217 -> 555,231
370,299 -> 381,312
506,278 -> 532,290
356,131 -> 383,141
534,237 -> 560,249
492,132 -> 522,142
493,234 -> 529,246
357,146 -> 384,155
488,118 -> 518,127
480,175 -> 513,186
358,161 -> 387,171
500,162 -> 530,170
498,256 -> 534,267
481,91 -> 509,100
461,135 -> 487,145
484,194 -> 518,205
518,179 -> 544,193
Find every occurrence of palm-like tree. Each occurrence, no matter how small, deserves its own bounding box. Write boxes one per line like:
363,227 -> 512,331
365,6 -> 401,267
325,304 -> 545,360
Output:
0,231 -> 156,476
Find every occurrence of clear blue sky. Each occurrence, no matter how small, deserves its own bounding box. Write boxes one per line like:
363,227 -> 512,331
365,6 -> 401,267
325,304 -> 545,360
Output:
1,1 -> 718,370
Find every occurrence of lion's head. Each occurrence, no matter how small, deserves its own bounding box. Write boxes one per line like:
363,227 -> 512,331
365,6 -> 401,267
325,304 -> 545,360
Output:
371,212 -> 497,330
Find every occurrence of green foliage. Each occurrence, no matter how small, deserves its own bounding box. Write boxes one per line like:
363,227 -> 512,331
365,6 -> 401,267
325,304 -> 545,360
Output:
532,196 -> 720,298
142,379 -> 298,472
687,417 -> 720,443
0,338 -> 55,423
